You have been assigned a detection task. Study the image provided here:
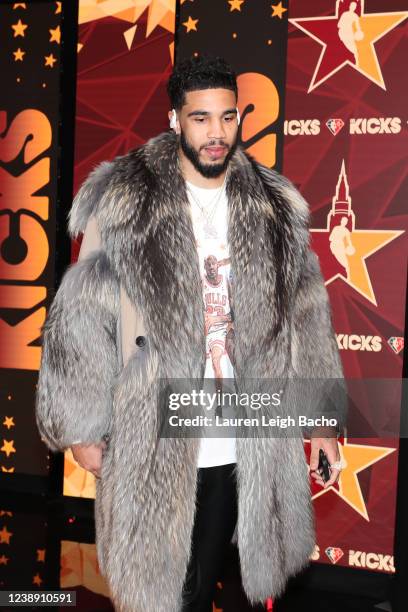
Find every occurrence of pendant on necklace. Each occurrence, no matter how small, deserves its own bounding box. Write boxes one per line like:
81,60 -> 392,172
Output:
203,223 -> 219,239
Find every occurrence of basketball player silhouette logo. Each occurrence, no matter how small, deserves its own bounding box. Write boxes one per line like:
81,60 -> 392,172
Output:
329,216 -> 356,279
337,1 -> 364,63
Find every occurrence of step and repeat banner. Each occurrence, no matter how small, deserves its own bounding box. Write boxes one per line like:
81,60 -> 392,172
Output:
0,0 -> 407,600
65,0 -> 408,581
285,0 -> 407,575
0,1 -> 63,479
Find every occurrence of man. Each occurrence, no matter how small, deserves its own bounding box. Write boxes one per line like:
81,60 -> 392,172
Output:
36,56 -> 346,611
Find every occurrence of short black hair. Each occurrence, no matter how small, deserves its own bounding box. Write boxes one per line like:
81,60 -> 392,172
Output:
167,55 -> 238,110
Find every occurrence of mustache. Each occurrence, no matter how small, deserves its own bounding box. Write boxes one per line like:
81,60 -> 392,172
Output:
200,140 -> 229,150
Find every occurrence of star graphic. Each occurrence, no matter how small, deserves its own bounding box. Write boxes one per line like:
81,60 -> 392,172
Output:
312,228 -> 403,305
49,25 -> 61,44
78,1 -> 176,40
0,526 -> 13,544
44,53 -> 57,68
1,467 -> 14,473
183,15 -> 198,32
3,417 -> 15,429
311,160 -> 404,305
290,1 -> 408,92
271,2 -> 287,19
55,1 -> 62,14
32,573 -> 43,587
11,19 -> 28,37
0,555 -> 9,565
0,510 -> 12,517
13,3 -> 27,8
311,438 -> 395,520
228,0 -> 244,12
13,48 -> 25,62
1,440 -> 16,458
36,549 -> 46,562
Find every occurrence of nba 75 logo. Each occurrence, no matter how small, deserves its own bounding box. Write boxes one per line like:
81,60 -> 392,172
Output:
325,547 -> 344,564
290,1 -> 408,92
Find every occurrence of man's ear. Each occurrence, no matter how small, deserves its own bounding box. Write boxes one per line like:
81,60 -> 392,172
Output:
168,109 -> 180,133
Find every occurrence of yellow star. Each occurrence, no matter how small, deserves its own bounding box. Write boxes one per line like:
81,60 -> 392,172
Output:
271,2 -> 287,19
36,549 -> 46,562
0,525 -> 13,544
228,0 -> 244,11
13,48 -> 25,62
312,225 -> 404,305
11,19 -> 28,37
44,53 -> 57,68
55,2 -> 62,14
13,3 -> 27,8
182,16 -> 198,32
49,25 -> 61,44
312,438 -> 395,520
1,466 -> 15,473
2,417 -> 15,429
0,554 -> 9,565
32,573 -> 43,587
290,8 -> 408,91
1,440 -> 16,458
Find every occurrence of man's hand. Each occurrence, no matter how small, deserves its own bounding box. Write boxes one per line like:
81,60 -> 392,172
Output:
71,441 -> 107,479
309,427 -> 341,489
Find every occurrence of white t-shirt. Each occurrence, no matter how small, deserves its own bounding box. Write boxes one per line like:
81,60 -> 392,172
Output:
186,180 -> 237,468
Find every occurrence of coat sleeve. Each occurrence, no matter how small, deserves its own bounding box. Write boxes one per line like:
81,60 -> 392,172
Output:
35,214 -> 120,453
290,248 -> 347,438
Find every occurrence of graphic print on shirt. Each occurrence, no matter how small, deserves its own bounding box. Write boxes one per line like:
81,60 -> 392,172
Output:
187,180 -> 237,467
199,247 -> 235,388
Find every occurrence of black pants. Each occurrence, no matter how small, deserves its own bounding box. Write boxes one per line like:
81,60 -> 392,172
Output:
181,462 -> 238,612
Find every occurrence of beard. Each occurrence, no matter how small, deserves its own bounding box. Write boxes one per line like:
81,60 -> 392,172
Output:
180,131 -> 237,178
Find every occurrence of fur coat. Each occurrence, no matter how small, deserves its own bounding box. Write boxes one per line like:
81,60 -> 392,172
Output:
35,131 -> 346,611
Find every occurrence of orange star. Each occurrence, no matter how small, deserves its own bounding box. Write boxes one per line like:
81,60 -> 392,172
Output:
311,438 -> 396,520
0,511 -> 12,517
183,16 -> 198,32
228,0 -> 244,11
49,25 -> 61,44
2,417 -> 14,430
44,53 -> 57,68
32,573 -> 43,587
1,467 -> 15,473
55,2 -> 62,14
11,19 -> 28,37
271,2 -> 287,19
13,3 -> 27,8
0,526 -> 13,545
0,554 -> 9,565
13,48 -> 25,61
1,440 -> 16,458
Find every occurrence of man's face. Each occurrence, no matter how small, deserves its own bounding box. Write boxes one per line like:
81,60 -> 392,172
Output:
205,255 -> 218,280
176,88 -> 239,178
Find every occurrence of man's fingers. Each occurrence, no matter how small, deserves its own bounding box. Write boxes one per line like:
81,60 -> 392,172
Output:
324,467 -> 340,488
309,445 -> 320,471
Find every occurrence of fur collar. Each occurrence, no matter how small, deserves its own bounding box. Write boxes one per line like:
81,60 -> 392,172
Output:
69,131 -> 311,380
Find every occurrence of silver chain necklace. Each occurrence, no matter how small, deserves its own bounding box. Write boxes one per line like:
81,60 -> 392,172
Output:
187,177 -> 226,239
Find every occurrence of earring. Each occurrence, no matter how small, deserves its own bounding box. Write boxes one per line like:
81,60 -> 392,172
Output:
169,109 -> 177,130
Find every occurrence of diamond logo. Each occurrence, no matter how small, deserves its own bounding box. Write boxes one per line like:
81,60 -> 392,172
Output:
326,118 -> 345,135
388,337 -> 404,354
325,546 -> 344,564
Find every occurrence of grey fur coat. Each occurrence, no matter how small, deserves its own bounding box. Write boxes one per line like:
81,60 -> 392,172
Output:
35,131 -> 345,611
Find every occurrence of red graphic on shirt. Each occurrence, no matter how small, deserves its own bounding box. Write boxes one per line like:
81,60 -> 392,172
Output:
202,255 -> 234,387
